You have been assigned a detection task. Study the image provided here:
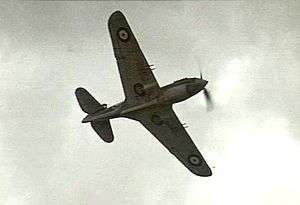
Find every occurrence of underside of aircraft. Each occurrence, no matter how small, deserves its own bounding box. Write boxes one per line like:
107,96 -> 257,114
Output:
75,11 -> 212,177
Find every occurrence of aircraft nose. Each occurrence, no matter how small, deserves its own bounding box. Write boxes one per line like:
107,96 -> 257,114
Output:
201,79 -> 208,87
187,80 -> 205,95
196,78 -> 208,89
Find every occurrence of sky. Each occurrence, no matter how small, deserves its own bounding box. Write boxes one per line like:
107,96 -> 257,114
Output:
0,1 -> 299,205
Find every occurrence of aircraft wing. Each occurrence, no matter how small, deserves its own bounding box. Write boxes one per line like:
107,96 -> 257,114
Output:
108,11 -> 160,106
126,106 -> 212,176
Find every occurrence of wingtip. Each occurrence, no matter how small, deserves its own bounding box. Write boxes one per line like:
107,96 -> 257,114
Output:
201,167 -> 213,177
111,10 -> 123,16
108,10 -> 125,24
75,87 -> 85,95
193,167 -> 212,177
191,164 -> 212,177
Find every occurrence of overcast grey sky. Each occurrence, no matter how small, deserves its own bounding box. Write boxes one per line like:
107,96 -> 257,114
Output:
0,1 -> 299,205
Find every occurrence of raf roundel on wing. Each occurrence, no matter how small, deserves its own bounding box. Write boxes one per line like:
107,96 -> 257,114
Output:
117,27 -> 130,42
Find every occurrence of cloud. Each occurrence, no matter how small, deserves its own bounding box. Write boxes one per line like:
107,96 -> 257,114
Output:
0,1 -> 299,204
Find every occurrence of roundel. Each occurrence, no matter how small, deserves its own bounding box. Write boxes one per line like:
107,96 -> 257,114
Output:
133,83 -> 145,96
188,155 -> 202,166
117,27 -> 130,42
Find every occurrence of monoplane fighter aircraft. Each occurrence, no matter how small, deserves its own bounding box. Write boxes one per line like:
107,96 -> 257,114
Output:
75,11 -> 212,176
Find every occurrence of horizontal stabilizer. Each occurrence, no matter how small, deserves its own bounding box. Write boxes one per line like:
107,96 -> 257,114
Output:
75,87 -> 106,114
91,120 -> 114,143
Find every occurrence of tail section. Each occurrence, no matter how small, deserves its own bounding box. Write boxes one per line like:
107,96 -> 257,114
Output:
75,87 -> 114,142
75,87 -> 107,114
91,120 -> 114,143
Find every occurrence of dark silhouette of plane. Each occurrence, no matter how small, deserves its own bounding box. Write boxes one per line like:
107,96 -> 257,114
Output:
75,11 -> 212,176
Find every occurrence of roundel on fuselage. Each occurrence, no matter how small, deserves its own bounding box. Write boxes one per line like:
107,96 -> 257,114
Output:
117,27 -> 130,42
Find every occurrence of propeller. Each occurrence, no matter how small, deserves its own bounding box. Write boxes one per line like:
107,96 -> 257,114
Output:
203,87 -> 213,111
200,71 -> 214,111
195,56 -> 214,111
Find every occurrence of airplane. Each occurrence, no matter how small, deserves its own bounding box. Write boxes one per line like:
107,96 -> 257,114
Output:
75,11 -> 212,177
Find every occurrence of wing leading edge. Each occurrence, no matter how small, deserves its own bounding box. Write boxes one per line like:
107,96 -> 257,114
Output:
126,106 -> 212,177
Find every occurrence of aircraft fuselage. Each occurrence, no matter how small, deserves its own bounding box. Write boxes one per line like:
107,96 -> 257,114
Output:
82,77 -> 208,123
